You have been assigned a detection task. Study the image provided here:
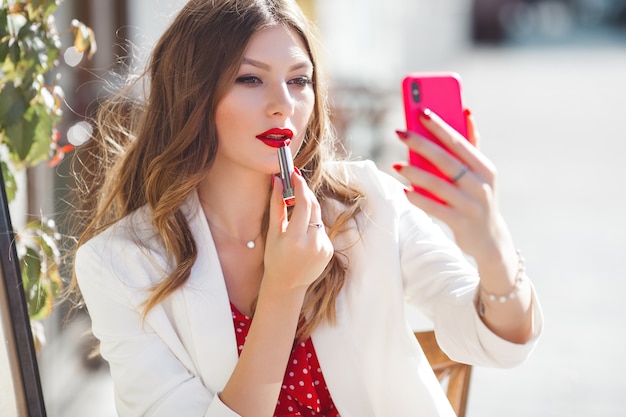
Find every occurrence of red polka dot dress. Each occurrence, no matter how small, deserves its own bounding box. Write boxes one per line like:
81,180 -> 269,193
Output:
231,303 -> 340,417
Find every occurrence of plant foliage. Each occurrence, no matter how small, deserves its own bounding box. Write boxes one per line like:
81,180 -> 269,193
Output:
0,0 -> 95,326
1,0 -> 95,195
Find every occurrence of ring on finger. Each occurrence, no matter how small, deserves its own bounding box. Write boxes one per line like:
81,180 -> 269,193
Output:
308,222 -> 324,229
451,164 -> 469,183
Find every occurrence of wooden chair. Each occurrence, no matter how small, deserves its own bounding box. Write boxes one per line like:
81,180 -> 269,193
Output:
414,330 -> 472,417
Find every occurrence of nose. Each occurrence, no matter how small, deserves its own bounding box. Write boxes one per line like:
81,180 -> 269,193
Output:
267,82 -> 295,118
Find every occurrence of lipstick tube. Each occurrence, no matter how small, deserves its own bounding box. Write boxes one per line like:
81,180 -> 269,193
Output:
277,145 -> 295,207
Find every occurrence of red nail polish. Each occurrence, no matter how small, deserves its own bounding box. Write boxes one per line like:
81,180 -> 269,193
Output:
294,166 -> 302,176
392,163 -> 403,172
420,108 -> 432,120
463,108 -> 472,117
395,130 -> 409,140
271,175 -> 275,187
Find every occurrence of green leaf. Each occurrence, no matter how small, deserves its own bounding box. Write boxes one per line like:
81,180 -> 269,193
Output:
28,281 -> 49,319
8,38 -> 20,64
17,21 -> 55,75
0,160 -> 17,203
17,219 -> 63,320
0,40 -> 9,63
26,103 -> 54,165
0,8 -> 8,38
4,105 -> 38,162
17,22 -> 37,41
15,46 -> 40,86
28,0 -> 61,19
28,271 -> 61,320
0,82 -> 27,126
21,246 -> 42,288
23,219 -> 62,270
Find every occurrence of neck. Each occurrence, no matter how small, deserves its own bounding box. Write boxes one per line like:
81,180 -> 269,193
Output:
198,167 -> 271,239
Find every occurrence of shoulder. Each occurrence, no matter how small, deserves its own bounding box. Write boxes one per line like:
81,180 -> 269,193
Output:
324,159 -> 407,201
323,159 -> 436,240
77,193 -> 201,261
75,192 -> 202,288
78,205 -> 157,259
74,205 -> 165,289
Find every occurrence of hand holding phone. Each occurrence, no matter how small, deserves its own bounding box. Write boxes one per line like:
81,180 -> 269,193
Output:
401,72 -> 469,203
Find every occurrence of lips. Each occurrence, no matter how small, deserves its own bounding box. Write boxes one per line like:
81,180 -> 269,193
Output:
256,128 -> 293,148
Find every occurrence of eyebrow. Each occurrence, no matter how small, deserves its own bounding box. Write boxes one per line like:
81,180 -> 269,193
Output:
241,57 -> 313,72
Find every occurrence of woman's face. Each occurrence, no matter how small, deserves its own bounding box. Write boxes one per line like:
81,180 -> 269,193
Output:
214,24 -> 315,176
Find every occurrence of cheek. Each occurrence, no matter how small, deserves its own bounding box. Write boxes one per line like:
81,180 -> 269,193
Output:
215,95 -> 248,141
295,92 -> 315,127
292,98 -> 316,154
215,94 -> 237,126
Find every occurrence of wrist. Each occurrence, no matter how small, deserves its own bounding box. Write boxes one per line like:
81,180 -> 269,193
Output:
257,276 -> 308,312
471,214 -> 515,266
474,239 -> 521,298
477,249 -> 526,315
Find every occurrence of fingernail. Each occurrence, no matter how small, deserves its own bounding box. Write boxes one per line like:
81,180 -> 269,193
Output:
392,163 -> 403,172
420,108 -> 432,120
395,130 -> 409,140
271,175 -> 276,187
403,187 -> 411,195
294,166 -> 302,176
463,108 -> 472,117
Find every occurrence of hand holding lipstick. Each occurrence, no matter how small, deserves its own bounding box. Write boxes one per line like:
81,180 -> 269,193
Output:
263,167 -> 333,292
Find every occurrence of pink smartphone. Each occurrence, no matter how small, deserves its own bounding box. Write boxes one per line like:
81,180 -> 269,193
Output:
401,72 -> 469,203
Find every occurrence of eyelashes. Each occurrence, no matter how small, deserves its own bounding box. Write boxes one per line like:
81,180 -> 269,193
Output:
234,75 -> 313,87
289,77 -> 313,86
235,75 -> 262,84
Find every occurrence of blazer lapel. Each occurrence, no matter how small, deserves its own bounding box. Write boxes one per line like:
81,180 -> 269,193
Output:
180,194 -> 239,393
312,291 -> 376,417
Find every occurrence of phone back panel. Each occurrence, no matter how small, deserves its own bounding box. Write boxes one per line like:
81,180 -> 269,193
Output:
402,72 -> 468,202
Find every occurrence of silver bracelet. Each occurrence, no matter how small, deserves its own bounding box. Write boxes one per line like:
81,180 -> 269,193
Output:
478,249 -> 525,316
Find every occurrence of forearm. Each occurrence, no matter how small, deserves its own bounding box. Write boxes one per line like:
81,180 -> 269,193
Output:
219,280 -> 307,417
474,239 -> 534,344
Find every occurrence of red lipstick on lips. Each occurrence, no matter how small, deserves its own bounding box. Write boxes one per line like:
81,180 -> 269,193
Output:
256,128 -> 293,148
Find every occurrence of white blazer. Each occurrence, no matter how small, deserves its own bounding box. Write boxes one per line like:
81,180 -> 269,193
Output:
76,160 -> 543,417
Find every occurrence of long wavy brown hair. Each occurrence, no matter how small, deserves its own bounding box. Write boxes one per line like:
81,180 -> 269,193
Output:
70,0 -> 363,340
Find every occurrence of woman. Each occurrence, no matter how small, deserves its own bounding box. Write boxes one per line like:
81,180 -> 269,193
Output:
72,0 -> 543,416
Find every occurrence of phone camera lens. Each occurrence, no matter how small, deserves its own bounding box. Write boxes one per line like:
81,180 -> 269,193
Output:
411,81 -> 421,103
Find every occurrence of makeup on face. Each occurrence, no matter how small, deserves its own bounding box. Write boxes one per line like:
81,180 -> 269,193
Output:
256,127 -> 296,206
256,128 -> 294,148
277,145 -> 296,207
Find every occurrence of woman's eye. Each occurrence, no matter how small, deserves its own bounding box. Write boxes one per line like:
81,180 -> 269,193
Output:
288,77 -> 313,87
235,76 -> 262,85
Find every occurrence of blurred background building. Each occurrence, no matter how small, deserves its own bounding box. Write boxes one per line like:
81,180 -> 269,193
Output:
15,0 -> 626,416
